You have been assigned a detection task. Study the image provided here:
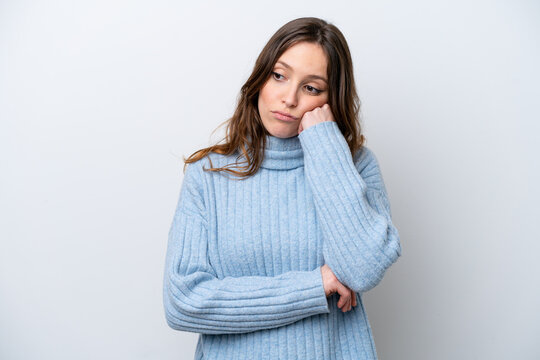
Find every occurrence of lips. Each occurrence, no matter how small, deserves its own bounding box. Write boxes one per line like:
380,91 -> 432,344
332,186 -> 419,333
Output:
271,111 -> 298,121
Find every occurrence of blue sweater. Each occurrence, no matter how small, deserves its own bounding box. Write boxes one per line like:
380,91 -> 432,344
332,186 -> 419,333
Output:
163,121 -> 402,360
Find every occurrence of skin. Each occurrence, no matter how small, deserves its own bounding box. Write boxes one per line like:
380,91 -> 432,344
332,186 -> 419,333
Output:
257,41 -> 357,312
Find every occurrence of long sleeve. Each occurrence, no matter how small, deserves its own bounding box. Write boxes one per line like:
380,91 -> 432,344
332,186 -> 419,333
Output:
298,121 -> 402,294
162,160 -> 330,335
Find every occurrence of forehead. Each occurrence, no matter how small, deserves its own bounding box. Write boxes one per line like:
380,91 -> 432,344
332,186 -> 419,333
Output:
275,42 -> 328,76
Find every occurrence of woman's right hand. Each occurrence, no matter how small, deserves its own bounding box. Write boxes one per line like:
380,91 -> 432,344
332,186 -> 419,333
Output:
321,264 -> 357,312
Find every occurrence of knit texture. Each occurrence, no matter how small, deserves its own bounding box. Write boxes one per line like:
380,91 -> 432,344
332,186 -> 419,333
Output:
163,120 -> 402,360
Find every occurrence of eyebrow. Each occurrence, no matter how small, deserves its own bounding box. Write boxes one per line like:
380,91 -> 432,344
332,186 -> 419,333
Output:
276,60 -> 328,83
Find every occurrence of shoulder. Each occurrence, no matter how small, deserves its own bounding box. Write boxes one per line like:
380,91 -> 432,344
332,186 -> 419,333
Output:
352,145 -> 379,172
352,145 -> 387,192
178,156 -> 214,218
183,150 -> 240,183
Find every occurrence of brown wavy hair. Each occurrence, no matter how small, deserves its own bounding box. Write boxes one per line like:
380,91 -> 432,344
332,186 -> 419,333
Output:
183,17 -> 365,179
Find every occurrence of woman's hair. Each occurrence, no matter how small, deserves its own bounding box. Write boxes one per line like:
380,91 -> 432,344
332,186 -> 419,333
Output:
183,16 -> 365,179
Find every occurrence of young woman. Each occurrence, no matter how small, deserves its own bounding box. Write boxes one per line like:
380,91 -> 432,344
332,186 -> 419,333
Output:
163,17 -> 402,360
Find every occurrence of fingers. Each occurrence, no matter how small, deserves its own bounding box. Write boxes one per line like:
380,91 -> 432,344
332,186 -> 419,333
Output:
337,286 -> 357,312
322,264 -> 357,313
336,283 -> 353,312
301,103 -> 334,128
344,296 -> 351,312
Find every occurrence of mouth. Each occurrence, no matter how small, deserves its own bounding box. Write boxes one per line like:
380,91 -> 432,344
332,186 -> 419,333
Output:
271,111 -> 298,122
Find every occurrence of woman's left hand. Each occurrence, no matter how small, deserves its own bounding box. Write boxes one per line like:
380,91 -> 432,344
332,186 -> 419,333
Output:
298,103 -> 335,135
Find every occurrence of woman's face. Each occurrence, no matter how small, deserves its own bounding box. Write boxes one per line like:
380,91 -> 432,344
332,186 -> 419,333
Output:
258,41 -> 329,138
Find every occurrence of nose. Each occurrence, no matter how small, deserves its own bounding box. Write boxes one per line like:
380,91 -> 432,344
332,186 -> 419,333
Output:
282,85 -> 298,108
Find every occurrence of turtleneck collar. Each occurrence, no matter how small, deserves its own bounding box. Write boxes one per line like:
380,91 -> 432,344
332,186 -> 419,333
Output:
260,134 -> 304,170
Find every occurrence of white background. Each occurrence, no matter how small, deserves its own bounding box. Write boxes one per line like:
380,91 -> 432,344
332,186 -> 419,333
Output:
1,1 -> 539,359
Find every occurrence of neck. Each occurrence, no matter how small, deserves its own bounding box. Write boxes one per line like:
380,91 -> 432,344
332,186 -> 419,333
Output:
260,133 -> 304,170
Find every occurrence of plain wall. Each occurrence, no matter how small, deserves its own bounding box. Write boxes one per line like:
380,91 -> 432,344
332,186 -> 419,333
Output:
1,0 -> 539,359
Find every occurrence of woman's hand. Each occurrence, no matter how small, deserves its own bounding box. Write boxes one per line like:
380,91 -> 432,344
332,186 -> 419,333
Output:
298,103 -> 335,135
320,264 -> 357,312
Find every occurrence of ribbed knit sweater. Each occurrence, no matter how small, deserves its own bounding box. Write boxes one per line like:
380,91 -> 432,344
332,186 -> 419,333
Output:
163,120 -> 402,360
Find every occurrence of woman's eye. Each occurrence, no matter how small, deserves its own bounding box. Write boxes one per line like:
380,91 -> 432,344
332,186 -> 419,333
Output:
272,72 -> 284,80
305,85 -> 322,95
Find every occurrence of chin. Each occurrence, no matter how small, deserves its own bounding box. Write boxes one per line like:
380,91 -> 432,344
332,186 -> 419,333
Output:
265,123 -> 298,138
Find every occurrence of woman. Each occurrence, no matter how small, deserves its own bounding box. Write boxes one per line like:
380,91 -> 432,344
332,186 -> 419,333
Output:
163,17 -> 402,360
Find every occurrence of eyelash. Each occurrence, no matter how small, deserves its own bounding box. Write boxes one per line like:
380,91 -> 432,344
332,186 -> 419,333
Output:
271,72 -> 323,95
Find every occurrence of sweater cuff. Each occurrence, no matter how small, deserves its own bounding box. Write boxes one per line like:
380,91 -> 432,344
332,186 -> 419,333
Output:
310,266 -> 330,313
298,121 -> 353,166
